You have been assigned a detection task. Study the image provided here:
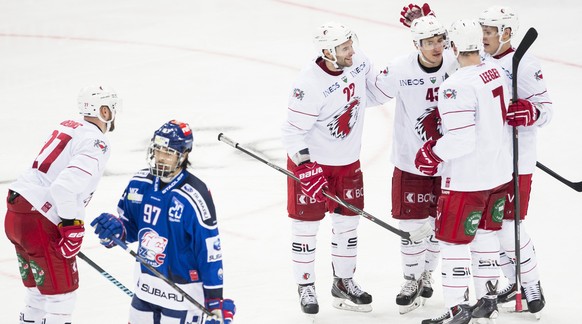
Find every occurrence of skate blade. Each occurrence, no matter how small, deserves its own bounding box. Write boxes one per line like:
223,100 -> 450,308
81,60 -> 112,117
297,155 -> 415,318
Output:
470,318 -> 496,324
304,313 -> 316,323
398,297 -> 423,314
500,302 -> 528,313
470,310 -> 499,324
332,297 -> 372,313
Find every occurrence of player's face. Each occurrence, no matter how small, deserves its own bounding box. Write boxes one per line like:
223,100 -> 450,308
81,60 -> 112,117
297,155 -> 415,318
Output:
334,39 -> 355,68
481,25 -> 501,55
418,34 -> 446,66
154,147 -> 180,174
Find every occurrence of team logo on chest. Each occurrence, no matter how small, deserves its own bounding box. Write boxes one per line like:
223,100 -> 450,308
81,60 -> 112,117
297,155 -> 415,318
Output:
138,228 -> 168,267
415,106 -> 443,141
327,97 -> 361,139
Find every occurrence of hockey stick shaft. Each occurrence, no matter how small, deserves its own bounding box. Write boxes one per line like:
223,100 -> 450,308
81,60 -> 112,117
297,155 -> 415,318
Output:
511,27 -> 538,312
217,133 -> 410,239
107,236 -> 216,318
77,251 -> 134,297
536,161 -> 582,192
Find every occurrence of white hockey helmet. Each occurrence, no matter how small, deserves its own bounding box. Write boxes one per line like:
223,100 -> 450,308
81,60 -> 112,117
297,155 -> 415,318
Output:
77,85 -> 120,125
478,6 -> 519,37
410,15 -> 447,46
313,21 -> 356,67
448,19 -> 483,53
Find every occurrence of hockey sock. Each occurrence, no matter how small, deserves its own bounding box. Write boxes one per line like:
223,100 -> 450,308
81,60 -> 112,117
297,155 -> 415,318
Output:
470,229 -> 500,299
440,242 -> 471,308
399,219 -> 429,279
425,216 -> 440,273
291,220 -> 320,284
330,213 -> 360,278
498,220 -> 540,286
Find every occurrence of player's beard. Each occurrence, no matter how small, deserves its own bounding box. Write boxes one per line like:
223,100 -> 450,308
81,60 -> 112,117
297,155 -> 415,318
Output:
337,56 -> 353,69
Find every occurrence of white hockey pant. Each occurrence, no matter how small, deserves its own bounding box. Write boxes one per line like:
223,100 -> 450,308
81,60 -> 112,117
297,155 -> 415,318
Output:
498,219 -> 540,286
470,229 -> 500,299
330,213 -> 360,278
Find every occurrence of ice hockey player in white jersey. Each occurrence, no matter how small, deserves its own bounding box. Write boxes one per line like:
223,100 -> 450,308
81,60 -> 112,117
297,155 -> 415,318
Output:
281,21 -> 386,316
414,19 -> 513,324
5,85 -> 119,324
479,6 -> 552,318
91,120 -> 235,324
370,4 -> 458,314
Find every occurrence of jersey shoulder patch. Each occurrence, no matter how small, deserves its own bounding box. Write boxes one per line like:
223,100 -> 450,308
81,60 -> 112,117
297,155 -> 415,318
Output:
179,173 -> 217,228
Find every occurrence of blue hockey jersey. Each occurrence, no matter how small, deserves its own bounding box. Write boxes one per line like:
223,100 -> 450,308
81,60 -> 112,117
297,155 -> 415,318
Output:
117,168 -> 223,310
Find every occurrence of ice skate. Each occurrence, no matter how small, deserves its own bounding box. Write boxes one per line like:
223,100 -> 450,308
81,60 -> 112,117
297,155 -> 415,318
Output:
471,296 -> 498,323
331,277 -> 372,312
523,281 -> 545,319
396,277 -> 424,314
471,280 -> 499,323
421,270 -> 434,299
298,284 -> 319,315
496,282 -> 517,304
422,304 -> 472,324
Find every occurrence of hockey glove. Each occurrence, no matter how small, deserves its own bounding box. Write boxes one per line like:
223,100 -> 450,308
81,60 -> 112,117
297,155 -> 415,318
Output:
205,298 -> 236,324
400,3 -> 435,28
90,213 -> 126,248
293,161 -> 328,203
57,219 -> 85,258
506,99 -> 538,127
414,140 -> 443,176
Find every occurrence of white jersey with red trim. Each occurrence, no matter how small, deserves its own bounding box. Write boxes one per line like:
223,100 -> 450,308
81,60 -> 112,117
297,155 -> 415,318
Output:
482,49 -> 553,174
10,119 -> 111,225
371,50 -> 458,175
433,61 -> 512,191
282,51 -> 380,166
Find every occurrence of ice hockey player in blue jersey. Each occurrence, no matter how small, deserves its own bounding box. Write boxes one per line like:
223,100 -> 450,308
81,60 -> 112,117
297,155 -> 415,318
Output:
91,120 -> 235,324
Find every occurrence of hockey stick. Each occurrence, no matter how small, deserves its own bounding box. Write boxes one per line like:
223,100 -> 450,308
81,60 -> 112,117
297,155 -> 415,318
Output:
511,27 -> 538,312
217,133 -> 427,241
105,235 -> 217,319
77,251 -> 134,297
536,161 -> 582,192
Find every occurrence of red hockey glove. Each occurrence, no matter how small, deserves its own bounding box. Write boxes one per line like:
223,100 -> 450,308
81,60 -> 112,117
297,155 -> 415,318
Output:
415,140 -> 443,176
205,299 -> 236,324
293,161 -> 328,203
506,99 -> 538,127
57,219 -> 85,258
400,3 -> 435,28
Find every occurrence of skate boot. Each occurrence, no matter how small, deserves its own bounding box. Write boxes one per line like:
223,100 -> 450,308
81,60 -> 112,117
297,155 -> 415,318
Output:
421,304 -> 472,324
395,277 -> 424,314
496,282 -> 517,304
331,277 -> 372,312
471,281 -> 499,324
522,281 -> 545,319
298,284 -> 319,314
421,270 -> 434,298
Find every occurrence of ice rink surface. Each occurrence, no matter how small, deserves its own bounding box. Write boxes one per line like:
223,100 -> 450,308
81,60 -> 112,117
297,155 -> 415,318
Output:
0,0 -> 580,322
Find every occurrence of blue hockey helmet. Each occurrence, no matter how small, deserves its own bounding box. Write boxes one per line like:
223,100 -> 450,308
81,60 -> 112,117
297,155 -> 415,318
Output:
147,120 -> 193,178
